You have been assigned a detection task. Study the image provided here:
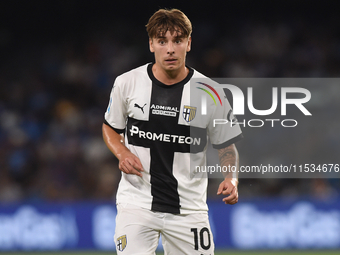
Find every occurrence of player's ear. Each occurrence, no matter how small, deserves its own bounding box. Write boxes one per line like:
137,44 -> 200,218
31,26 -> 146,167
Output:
149,38 -> 155,53
186,36 -> 192,52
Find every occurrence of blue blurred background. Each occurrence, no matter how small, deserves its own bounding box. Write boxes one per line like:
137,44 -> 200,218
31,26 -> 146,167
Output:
0,0 -> 340,251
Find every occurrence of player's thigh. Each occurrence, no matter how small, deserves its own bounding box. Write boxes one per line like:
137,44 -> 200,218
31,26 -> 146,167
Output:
162,212 -> 214,255
114,204 -> 160,255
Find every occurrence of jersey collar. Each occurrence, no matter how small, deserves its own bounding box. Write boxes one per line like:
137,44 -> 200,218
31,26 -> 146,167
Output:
147,63 -> 194,88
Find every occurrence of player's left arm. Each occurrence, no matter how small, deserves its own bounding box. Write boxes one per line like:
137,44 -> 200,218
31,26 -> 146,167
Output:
217,143 -> 239,205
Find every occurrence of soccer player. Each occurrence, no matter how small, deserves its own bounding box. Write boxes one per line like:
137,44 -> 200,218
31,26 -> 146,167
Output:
102,8 -> 243,254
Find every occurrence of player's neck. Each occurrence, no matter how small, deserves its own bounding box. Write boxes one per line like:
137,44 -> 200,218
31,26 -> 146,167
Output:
152,63 -> 188,85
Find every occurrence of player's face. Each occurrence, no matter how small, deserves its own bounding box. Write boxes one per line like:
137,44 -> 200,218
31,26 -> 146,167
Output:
149,30 -> 191,72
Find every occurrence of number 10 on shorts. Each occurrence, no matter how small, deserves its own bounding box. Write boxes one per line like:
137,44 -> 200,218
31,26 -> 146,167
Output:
191,227 -> 211,250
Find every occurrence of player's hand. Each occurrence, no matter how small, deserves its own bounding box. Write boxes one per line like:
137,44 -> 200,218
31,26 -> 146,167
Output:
217,178 -> 238,205
118,150 -> 144,177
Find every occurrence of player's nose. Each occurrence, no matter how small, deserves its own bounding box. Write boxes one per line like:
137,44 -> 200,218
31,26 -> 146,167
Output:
167,41 -> 175,54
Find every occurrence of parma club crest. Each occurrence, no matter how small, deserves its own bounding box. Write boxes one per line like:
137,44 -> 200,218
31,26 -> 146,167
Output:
116,235 -> 127,251
183,105 -> 196,122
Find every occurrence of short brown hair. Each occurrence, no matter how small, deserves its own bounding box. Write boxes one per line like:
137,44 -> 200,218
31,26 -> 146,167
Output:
146,9 -> 192,39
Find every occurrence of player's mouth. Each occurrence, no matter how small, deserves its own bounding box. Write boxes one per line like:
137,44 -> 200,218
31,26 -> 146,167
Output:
165,58 -> 177,64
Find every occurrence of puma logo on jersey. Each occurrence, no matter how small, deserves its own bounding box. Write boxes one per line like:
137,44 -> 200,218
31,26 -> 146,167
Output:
134,103 -> 147,113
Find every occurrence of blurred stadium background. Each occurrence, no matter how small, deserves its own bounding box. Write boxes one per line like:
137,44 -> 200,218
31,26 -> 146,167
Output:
0,0 -> 340,253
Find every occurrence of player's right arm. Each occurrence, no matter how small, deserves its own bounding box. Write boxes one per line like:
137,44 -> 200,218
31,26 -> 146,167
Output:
102,123 -> 144,177
103,75 -> 143,177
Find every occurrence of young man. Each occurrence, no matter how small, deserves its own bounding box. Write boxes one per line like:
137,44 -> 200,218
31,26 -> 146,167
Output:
102,8 -> 243,254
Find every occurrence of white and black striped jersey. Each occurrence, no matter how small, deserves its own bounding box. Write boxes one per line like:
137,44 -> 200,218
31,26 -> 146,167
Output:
104,63 -> 243,214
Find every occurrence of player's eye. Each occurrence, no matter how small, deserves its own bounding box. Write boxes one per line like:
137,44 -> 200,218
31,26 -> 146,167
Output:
159,40 -> 166,45
175,39 -> 182,44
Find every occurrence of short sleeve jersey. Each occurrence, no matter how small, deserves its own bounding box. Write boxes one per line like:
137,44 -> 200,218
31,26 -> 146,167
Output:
104,63 -> 243,214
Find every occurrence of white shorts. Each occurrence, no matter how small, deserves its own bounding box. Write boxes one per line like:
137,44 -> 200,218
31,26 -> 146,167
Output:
114,203 -> 215,255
